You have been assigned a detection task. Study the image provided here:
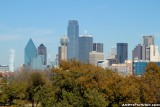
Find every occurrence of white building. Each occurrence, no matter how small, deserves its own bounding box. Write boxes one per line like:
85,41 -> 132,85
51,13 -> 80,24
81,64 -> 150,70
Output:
89,51 -> 104,66
150,45 -> 160,62
9,49 -> 15,72
109,60 -> 132,76
97,60 -> 109,69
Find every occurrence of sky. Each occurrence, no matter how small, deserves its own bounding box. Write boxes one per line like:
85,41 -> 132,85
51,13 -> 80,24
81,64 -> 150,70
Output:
1,0 -> 160,68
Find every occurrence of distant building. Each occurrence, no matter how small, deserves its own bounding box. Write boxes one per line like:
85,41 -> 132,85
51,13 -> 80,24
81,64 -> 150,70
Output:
107,47 -> 117,65
93,43 -> 103,52
38,44 -> 47,65
89,51 -> 104,66
142,35 -> 154,60
132,44 -> 142,61
109,60 -> 132,76
143,35 -> 154,46
97,60 -> 109,69
0,65 -> 9,72
133,60 -> 148,75
150,45 -> 159,62
58,36 -> 68,64
31,55 -> 47,70
107,47 -> 116,59
79,33 -> 93,64
117,43 -> 128,64
67,20 -> 79,60
24,39 -> 37,68
9,49 -> 15,72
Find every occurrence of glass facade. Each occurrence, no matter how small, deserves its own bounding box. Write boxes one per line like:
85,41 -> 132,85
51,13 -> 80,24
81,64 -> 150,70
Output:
93,43 -> 103,52
117,43 -> 128,64
134,62 -> 148,75
79,36 -> 93,64
134,61 -> 160,75
38,44 -> 47,65
67,20 -> 79,60
24,39 -> 37,67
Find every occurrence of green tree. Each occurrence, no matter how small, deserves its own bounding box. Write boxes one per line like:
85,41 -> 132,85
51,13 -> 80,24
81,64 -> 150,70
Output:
26,71 -> 45,107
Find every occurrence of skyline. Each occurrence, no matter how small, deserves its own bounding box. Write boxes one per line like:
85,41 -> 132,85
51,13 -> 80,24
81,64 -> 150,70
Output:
1,0 -> 160,68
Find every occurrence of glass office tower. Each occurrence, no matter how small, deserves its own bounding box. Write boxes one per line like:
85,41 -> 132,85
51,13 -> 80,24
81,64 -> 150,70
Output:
24,39 -> 37,67
79,34 -> 93,64
67,20 -> 79,60
38,44 -> 47,65
117,43 -> 128,64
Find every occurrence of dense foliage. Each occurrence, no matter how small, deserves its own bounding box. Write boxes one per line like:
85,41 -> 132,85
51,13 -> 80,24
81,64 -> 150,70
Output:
0,61 -> 160,106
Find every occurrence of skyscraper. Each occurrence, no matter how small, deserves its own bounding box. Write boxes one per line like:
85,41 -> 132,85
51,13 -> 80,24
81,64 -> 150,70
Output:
38,44 -> 47,65
117,43 -> 128,64
79,33 -> 93,64
132,44 -> 142,61
143,35 -> 154,46
9,49 -> 15,72
93,43 -> 103,52
58,36 -> 68,64
142,35 -> 154,60
67,20 -> 79,60
24,39 -> 37,68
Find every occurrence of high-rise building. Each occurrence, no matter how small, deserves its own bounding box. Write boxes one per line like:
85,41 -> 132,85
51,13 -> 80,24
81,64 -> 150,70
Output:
24,39 -> 37,68
150,45 -> 159,61
89,51 -> 104,66
143,35 -> 154,46
38,44 -> 47,65
117,43 -> 128,64
67,20 -> 79,60
79,33 -> 93,64
93,43 -> 103,52
9,49 -> 15,72
132,44 -> 142,61
58,36 -> 68,64
142,35 -> 154,60
107,47 -> 116,59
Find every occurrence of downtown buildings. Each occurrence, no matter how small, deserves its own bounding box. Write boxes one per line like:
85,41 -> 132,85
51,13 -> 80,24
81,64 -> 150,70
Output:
21,20 -> 160,76
24,38 -> 48,70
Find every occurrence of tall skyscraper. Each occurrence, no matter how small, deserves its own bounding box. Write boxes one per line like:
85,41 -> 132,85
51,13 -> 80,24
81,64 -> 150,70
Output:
24,39 -> 37,68
67,20 -> 79,60
58,36 -> 68,64
38,44 -> 47,65
132,44 -> 142,61
79,33 -> 93,64
9,49 -> 15,72
142,35 -> 154,60
143,35 -> 154,46
93,43 -> 103,52
117,43 -> 128,64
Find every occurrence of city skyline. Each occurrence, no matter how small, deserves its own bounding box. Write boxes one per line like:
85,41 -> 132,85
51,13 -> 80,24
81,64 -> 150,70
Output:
1,0 -> 160,68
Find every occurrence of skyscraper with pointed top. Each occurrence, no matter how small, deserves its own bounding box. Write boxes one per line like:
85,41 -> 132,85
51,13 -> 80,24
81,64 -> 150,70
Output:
67,20 -> 79,60
24,38 -> 37,68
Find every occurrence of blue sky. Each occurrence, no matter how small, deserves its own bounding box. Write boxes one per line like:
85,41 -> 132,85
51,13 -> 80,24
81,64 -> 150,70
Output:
1,0 -> 160,68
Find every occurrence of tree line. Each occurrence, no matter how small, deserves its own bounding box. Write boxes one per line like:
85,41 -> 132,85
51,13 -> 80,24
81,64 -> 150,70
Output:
0,60 -> 160,107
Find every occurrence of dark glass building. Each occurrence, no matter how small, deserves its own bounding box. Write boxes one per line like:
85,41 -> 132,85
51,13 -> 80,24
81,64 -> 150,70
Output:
132,44 -> 142,61
93,43 -> 103,52
117,43 -> 128,64
24,39 -> 37,67
38,44 -> 47,65
67,20 -> 79,60
79,35 -> 93,64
